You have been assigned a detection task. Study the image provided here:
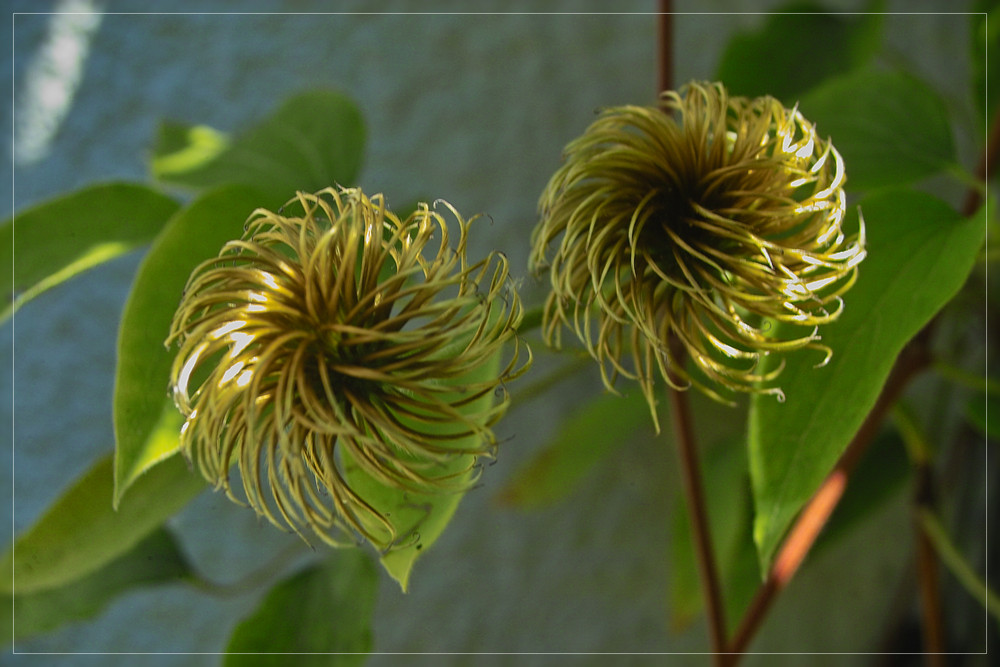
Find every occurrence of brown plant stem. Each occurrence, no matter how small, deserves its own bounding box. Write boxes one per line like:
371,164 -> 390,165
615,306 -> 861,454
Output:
657,0 -> 673,94
725,101 -> 999,663
656,9 -> 727,661
894,402 -> 947,663
667,338 -> 728,662
726,334 -> 933,660
961,106 -> 1000,217
669,385 -> 728,661
914,465 -> 946,665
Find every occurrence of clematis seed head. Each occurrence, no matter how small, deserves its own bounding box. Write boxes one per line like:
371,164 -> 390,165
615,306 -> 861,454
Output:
167,187 -> 528,550
530,81 -> 865,429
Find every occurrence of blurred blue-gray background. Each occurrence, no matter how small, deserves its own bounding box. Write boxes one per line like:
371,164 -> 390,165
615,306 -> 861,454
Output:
4,1 -> 978,663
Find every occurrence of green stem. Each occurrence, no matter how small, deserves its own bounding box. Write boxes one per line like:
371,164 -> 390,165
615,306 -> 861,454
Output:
980,246 -> 1000,264
508,354 -> 591,409
893,402 -> 933,464
185,540 -> 311,597
944,161 -> 985,193
933,359 -> 1000,395
918,508 -> 1000,627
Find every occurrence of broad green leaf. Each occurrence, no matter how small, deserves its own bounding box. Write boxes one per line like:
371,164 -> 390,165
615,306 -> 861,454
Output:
715,1 -> 882,104
2,452 -> 203,595
342,347 -> 507,592
671,431 -> 909,632
151,122 -> 229,176
971,0 -> 999,127
4,528 -> 191,643
669,436 -> 753,631
151,90 -> 366,203
0,182 -> 180,321
225,549 -> 376,665
114,185 -> 266,503
495,388 -> 650,509
798,69 -> 955,191
749,190 -> 986,572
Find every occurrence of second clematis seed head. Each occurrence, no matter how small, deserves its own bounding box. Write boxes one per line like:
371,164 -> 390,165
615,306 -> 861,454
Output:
167,187 -> 528,550
530,81 -> 865,428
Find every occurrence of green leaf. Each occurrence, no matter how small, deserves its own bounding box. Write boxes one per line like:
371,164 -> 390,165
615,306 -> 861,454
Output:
341,346 -> 507,592
2,452 -> 203,595
151,90 -> 366,203
798,69 -> 955,191
4,528 -> 192,643
495,388 -> 650,509
749,190 -> 986,572
224,549 -> 376,665
0,182 -> 180,321
715,1 -> 883,104
151,122 -> 229,176
113,185 -> 266,503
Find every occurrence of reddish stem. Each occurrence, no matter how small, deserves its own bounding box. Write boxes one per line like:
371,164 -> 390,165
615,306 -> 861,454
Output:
914,462 -> 946,665
657,0 -> 674,94
725,102 -> 999,660
961,106 -> 1000,217
668,382 -> 728,661
727,336 -> 933,659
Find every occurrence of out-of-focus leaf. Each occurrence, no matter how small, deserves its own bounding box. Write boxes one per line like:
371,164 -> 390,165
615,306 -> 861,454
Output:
151,90 -> 366,204
224,549 -> 377,665
716,1 -> 883,104
965,390 -> 1000,440
151,122 -> 229,176
2,453 -> 203,595
749,191 -> 986,573
113,185 -> 266,503
799,69 -> 955,191
0,182 -> 180,321
4,528 -> 192,642
496,388 -> 651,509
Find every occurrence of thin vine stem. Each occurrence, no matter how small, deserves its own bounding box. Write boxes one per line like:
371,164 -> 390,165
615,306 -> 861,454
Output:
656,6 -> 729,660
508,353 -> 592,409
933,358 -> 1000,395
918,508 -> 1000,624
727,332 -> 933,660
915,473 -> 947,663
667,338 -> 728,663
961,104 -> 1000,217
185,539 -> 311,598
657,0 -> 673,94
895,401 -> 947,661
726,100 -> 1000,664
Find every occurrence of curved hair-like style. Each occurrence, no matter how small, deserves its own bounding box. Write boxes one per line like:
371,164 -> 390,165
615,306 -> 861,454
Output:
531,81 -> 865,429
168,187 -> 527,549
